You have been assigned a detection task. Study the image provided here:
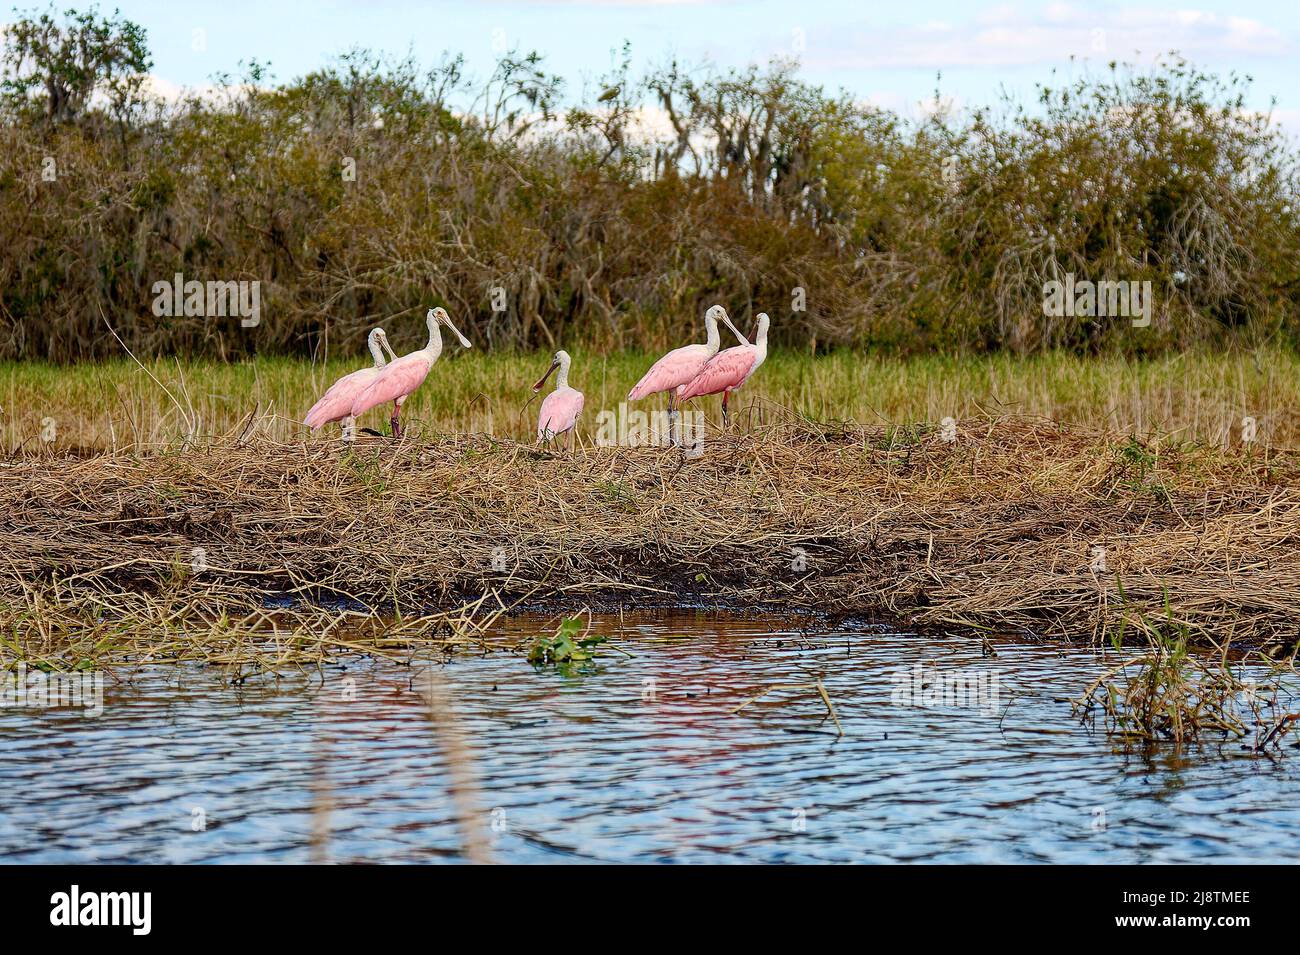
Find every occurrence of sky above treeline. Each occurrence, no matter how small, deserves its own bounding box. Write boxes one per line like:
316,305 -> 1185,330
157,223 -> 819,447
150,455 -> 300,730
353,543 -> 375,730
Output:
71,1 -> 1300,132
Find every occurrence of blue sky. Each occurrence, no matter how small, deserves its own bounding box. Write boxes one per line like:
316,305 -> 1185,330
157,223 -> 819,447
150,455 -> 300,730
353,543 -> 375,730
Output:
101,1 -> 1300,128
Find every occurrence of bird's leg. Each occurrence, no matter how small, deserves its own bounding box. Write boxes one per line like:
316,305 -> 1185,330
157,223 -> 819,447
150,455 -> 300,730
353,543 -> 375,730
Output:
667,393 -> 678,447
722,391 -> 730,431
390,400 -> 402,439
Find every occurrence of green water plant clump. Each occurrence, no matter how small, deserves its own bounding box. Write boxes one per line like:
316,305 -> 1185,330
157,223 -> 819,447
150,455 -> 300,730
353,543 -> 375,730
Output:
528,616 -> 608,674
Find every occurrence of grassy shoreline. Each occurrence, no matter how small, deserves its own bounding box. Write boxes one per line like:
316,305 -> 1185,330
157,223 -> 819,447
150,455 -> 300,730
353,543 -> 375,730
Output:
3,417 -> 1298,668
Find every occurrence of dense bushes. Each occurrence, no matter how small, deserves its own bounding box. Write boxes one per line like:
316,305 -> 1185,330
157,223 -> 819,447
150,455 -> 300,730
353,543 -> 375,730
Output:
1,7 -> 1297,361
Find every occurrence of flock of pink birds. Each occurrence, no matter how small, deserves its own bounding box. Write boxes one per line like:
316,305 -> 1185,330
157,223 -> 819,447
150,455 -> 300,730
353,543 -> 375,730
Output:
304,304 -> 770,447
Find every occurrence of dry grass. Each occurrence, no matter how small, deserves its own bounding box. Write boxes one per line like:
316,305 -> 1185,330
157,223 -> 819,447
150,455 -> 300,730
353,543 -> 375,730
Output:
3,414 -> 1299,668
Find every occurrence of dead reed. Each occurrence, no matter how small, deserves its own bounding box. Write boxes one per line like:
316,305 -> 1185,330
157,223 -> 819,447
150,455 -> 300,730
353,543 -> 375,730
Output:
3,413 -> 1299,667
0,582 -> 510,673
1073,613 -> 1300,753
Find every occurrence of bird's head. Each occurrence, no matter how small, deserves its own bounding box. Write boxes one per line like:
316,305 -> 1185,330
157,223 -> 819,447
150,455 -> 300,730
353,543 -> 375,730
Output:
706,304 -> 745,343
533,350 -> 570,392
367,327 -> 396,361
427,307 -> 472,348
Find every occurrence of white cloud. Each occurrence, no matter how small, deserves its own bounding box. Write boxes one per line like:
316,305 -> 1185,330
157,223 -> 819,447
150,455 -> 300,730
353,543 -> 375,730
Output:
859,90 -> 965,122
806,6 -> 1293,70
487,0 -> 714,5
1267,106 -> 1300,140
140,75 -> 257,105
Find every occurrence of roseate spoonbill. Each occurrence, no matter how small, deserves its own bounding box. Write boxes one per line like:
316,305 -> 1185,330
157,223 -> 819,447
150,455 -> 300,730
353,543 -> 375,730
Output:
350,307 -> 472,438
303,328 -> 397,432
677,312 -> 770,428
627,305 -> 748,444
533,349 -> 584,448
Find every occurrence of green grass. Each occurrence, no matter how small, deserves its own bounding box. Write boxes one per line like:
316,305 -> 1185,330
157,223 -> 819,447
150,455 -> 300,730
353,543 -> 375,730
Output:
4,346 -> 1300,450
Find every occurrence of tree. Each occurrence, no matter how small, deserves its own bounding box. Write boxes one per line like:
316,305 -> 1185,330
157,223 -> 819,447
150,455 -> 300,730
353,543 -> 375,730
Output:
1,4 -> 151,125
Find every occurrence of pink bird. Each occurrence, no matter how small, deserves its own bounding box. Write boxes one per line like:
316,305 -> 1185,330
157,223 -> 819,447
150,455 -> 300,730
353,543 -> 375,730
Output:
303,328 -> 397,432
350,307 -> 472,438
627,305 -> 747,444
533,349 -> 584,448
677,312 -> 770,427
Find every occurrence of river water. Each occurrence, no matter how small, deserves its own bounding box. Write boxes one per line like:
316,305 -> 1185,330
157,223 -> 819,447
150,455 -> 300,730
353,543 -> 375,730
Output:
2,611 -> 1298,863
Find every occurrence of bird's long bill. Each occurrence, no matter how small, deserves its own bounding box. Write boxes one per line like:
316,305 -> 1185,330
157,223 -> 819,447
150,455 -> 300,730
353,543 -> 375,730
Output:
442,314 -> 473,348
721,313 -> 750,346
532,358 -> 561,392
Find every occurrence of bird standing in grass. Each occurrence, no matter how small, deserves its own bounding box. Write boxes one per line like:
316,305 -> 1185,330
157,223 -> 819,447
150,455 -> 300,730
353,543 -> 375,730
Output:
534,350 -> 584,448
678,312 -> 770,428
627,305 -> 748,444
303,328 -> 397,433
350,307 -> 472,438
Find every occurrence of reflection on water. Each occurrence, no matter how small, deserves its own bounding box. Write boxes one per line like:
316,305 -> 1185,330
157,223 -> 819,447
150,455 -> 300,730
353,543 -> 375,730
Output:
1,611 -> 1298,864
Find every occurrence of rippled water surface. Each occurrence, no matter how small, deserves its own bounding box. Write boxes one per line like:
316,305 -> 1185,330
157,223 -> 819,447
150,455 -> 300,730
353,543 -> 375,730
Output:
2,611 -> 1299,863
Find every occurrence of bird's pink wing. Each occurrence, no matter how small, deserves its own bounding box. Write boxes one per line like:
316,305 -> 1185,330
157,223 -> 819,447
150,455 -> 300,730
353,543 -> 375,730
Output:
627,345 -> 708,400
304,367 -> 379,429
351,355 -> 430,417
678,346 -> 756,400
538,388 -> 584,438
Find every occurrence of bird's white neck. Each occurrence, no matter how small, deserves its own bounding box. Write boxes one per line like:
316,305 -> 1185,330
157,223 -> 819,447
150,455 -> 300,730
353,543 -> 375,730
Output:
703,314 -> 720,354
423,315 -> 444,362
753,320 -> 769,366
554,353 -> 571,389
368,335 -> 387,369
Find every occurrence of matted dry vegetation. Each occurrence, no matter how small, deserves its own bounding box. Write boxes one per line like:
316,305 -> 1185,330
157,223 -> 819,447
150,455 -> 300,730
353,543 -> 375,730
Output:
3,415 -> 1298,668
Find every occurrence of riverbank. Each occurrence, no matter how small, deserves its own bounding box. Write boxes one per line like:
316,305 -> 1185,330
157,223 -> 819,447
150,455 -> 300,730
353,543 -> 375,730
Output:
3,417 -> 1297,665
